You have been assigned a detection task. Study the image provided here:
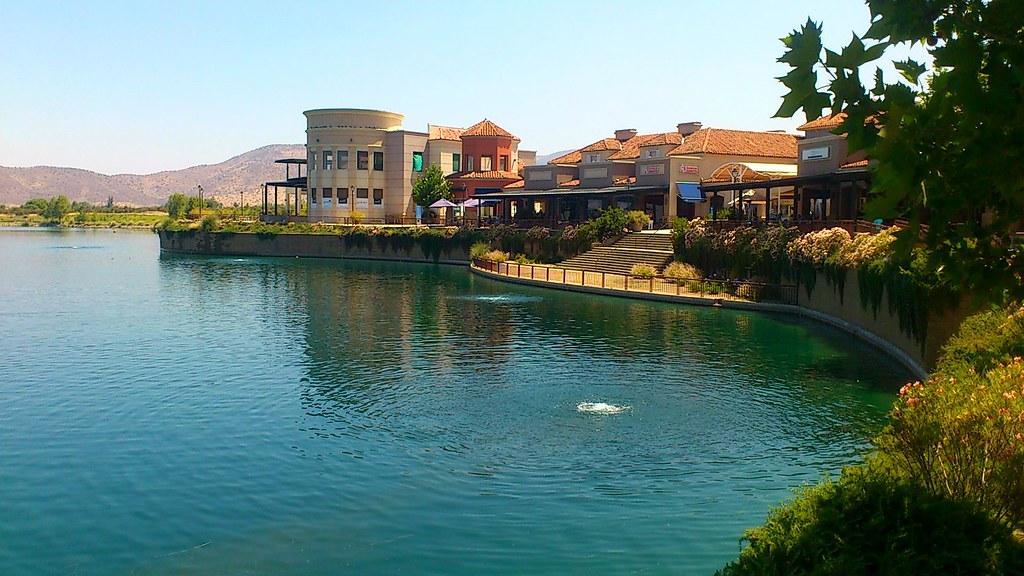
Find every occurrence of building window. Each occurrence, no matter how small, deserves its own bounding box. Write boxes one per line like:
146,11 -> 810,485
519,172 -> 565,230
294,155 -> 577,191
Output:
467,156 -> 474,171
323,150 -> 333,170
588,153 -> 600,163
645,149 -> 659,158
323,187 -> 332,198
452,153 -> 461,172
338,188 -> 349,205
338,150 -> 349,170
357,151 -> 368,170
373,188 -> 383,205
373,151 -> 384,171
356,188 -> 369,199
500,155 -> 509,171
356,187 -> 369,209
480,156 -> 492,171
412,151 -> 424,172
310,151 -> 317,170
310,188 -> 317,204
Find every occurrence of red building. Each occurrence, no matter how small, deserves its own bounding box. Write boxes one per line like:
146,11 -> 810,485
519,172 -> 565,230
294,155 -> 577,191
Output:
447,119 -> 524,201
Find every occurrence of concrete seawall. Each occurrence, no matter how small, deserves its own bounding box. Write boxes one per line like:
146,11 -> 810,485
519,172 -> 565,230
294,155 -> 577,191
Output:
157,230 -> 471,264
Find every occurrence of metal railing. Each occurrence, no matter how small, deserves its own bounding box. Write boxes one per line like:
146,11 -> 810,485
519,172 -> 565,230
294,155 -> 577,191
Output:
473,259 -> 798,305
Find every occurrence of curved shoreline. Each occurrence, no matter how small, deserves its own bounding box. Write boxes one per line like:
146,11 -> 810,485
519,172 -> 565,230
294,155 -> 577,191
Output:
470,263 -> 928,380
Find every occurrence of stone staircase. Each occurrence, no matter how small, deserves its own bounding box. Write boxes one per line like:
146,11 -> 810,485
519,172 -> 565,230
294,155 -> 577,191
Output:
559,231 -> 675,276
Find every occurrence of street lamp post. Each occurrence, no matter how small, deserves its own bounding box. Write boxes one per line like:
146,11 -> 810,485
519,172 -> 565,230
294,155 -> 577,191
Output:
197,184 -> 204,217
730,167 -> 741,221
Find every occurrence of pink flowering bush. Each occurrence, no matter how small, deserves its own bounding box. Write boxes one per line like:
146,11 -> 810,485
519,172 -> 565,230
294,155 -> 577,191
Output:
786,227 -> 852,268
876,358 -> 1024,529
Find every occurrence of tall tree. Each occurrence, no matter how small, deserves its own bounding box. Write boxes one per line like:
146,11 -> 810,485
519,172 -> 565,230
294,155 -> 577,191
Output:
43,195 -> 72,223
166,193 -> 188,218
411,164 -> 453,207
775,1 -> 1024,301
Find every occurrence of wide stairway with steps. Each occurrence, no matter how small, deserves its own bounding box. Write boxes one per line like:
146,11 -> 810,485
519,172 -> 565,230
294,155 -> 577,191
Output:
558,231 -> 675,276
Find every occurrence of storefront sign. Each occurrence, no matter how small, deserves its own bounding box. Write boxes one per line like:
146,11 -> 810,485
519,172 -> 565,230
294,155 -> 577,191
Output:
802,146 -> 831,161
641,164 -> 664,175
679,165 -> 699,174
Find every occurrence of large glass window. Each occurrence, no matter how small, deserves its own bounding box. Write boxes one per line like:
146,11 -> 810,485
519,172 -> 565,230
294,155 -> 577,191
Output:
412,151 -> 424,172
310,151 -> 317,171
337,150 -> 349,170
357,151 -> 368,170
452,153 -> 461,172
323,150 -> 333,171
310,188 -> 317,204
500,155 -> 508,171
338,188 -> 349,204
373,188 -> 383,205
356,187 -> 369,209
467,156 -> 474,171
356,188 -> 369,199
323,187 -> 333,198
480,156 -> 492,171
373,151 -> 384,171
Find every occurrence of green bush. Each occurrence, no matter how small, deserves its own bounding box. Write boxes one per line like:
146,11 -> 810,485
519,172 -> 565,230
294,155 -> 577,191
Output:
626,209 -> 650,230
482,249 -> 509,263
664,261 -> 702,283
717,467 -> 1024,576
469,242 -> 490,260
199,215 -> 221,231
630,263 -> 656,278
874,357 -> 1024,530
591,207 -> 628,241
937,304 -> 1024,375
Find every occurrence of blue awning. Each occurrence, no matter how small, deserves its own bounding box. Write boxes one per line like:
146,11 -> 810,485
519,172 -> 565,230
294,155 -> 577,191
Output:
676,182 -> 706,203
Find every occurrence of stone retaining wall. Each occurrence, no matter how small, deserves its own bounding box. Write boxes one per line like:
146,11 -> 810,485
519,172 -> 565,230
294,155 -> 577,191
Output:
157,230 -> 471,264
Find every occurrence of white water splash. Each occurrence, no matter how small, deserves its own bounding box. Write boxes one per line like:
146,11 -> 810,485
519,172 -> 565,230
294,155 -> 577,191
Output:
577,402 -> 630,415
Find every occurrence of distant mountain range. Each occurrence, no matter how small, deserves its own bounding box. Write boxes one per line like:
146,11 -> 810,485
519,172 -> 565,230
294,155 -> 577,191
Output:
0,144 -> 570,208
0,144 -> 306,207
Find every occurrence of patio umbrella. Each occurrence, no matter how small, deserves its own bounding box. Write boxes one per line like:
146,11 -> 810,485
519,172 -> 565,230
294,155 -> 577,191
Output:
429,199 -> 458,208
461,198 -> 480,208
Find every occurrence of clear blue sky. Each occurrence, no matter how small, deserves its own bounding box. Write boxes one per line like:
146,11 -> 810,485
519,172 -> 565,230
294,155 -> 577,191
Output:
1,0 -> 906,175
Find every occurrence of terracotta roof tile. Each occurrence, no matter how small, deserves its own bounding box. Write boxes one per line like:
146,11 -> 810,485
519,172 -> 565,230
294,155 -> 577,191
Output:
668,128 -> 797,158
504,180 -> 525,189
558,179 -> 580,188
580,138 -> 622,153
548,150 -> 582,165
607,132 -> 681,160
612,176 -> 637,185
797,114 -> 846,131
638,132 -> 683,147
462,119 -> 517,139
448,170 -> 522,181
428,125 -> 466,141
840,159 -> 869,169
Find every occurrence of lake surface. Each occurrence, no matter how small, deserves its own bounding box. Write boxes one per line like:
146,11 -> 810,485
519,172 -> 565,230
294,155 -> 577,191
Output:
0,228 -> 911,575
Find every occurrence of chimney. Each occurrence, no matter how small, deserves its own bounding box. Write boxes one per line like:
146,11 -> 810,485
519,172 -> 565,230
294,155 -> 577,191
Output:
677,122 -> 702,136
614,128 -> 637,141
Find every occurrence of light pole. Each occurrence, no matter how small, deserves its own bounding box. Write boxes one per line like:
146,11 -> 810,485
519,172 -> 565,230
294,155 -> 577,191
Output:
197,184 -> 204,217
730,167 -> 741,221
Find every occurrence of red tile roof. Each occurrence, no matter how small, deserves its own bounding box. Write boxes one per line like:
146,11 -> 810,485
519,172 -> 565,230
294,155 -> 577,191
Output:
580,138 -> 622,153
840,159 -> 869,169
558,179 -> 581,188
612,176 -> 637,185
504,180 -> 525,189
608,132 -> 681,160
548,150 -> 582,165
637,132 -> 683,147
797,114 -> 846,131
428,125 -> 465,141
668,128 -> 797,158
448,170 -> 522,181
462,119 -> 517,139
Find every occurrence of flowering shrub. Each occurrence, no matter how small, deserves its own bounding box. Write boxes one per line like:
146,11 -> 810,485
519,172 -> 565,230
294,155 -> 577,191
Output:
526,226 -> 550,240
876,358 -> 1024,530
469,241 -> 490,260
487,224 -> 516,242
838,228 -> 896,268
786,227 -> 852,268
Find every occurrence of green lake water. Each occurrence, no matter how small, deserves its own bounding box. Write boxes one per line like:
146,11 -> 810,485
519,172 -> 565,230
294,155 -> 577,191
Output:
0,228 -> 911,575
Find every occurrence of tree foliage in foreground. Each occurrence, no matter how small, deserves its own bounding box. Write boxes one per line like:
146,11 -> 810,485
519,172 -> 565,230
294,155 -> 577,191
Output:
411,164 -> 452,208
775,0 -> 1024,302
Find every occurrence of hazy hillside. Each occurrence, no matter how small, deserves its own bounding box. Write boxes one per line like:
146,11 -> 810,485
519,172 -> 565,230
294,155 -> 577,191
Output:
0,144 -> 306,207
536,149 -> 575,165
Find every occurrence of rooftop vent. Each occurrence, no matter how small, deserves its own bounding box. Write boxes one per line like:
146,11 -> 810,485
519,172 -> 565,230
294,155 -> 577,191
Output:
614,128 -> 638,141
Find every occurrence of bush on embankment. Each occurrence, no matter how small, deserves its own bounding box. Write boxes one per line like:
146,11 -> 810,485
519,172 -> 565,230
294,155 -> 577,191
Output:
718,304 -> 1024,574
670,218 -> 954,344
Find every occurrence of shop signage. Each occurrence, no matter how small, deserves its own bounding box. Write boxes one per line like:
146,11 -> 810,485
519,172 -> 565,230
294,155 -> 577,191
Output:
802,146 -> 831,161
679,165 -> 699,174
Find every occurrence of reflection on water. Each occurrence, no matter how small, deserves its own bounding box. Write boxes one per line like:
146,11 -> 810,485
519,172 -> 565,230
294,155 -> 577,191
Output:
0,229 -> 913,576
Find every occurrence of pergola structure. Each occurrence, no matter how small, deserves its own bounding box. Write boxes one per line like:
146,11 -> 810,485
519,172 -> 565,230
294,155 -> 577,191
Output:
700,164 -> 870,223
262,158 -> 307,221
473,184 -> 669,227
